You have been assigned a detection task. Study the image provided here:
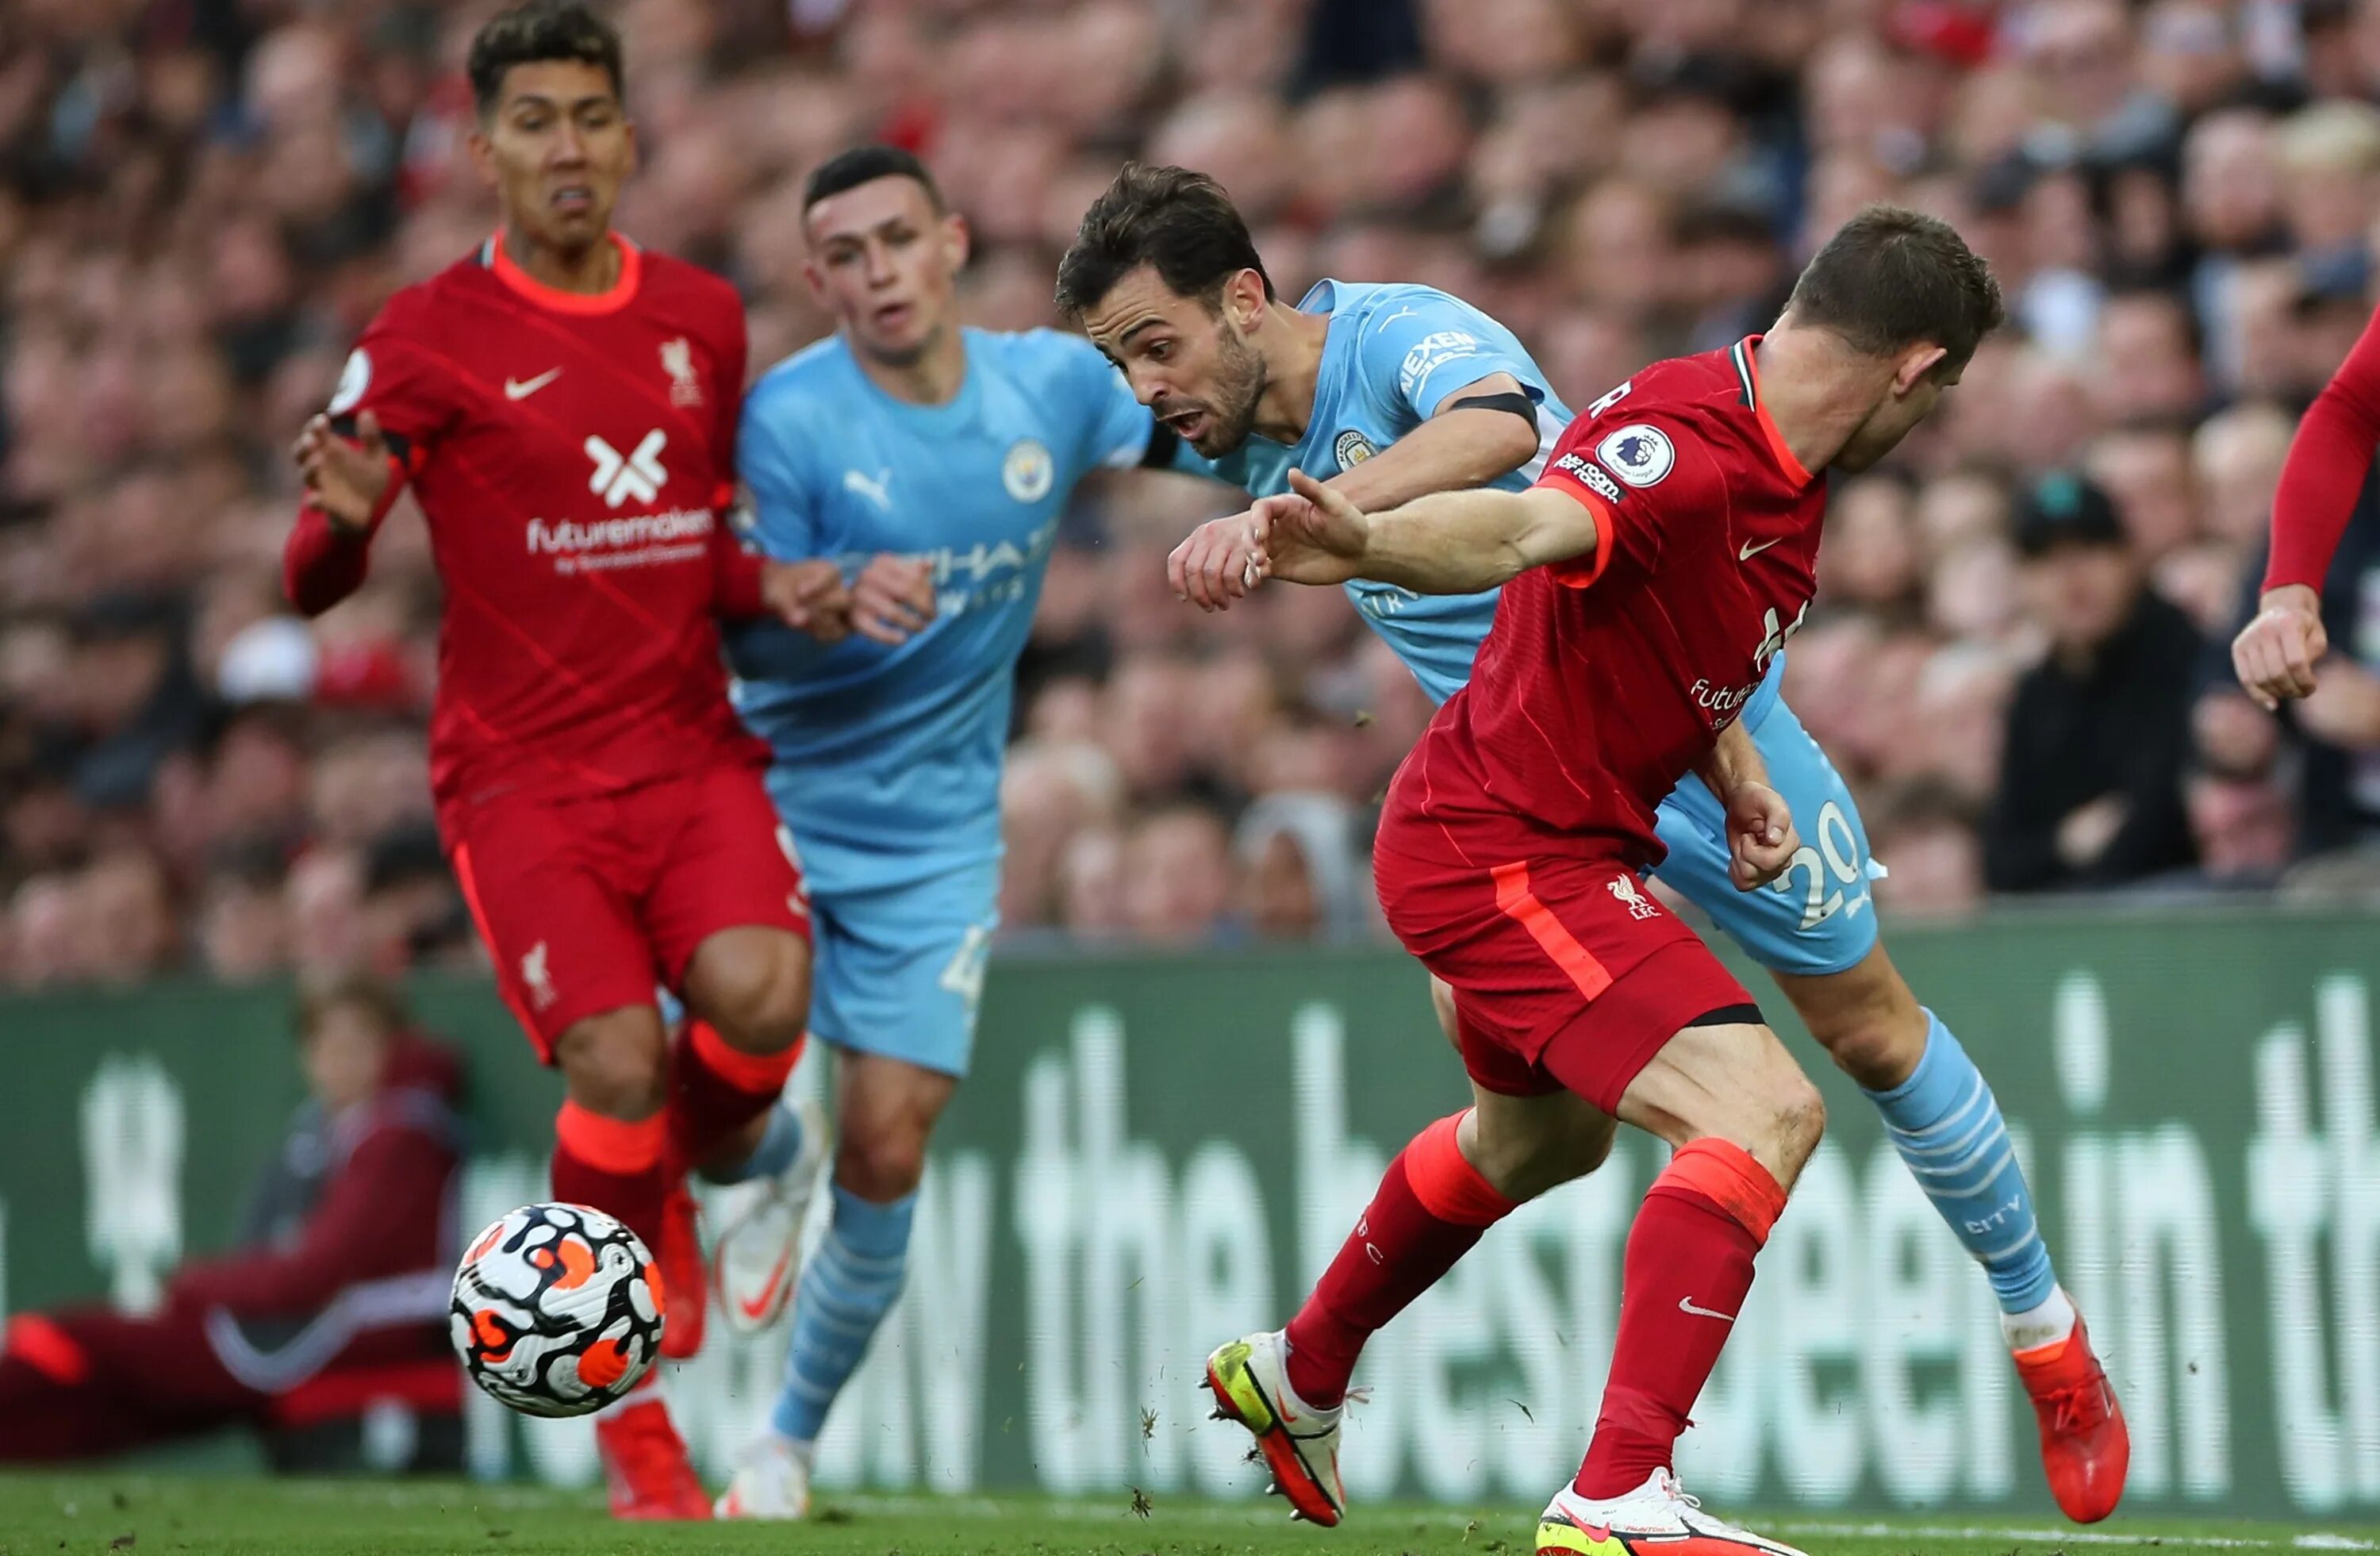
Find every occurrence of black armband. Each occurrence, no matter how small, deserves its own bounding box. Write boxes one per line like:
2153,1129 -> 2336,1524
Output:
1442,390 -> 1539,428
328,413 -> 413,467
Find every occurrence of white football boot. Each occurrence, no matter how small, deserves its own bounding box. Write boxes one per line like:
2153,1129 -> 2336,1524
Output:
708,1097 -> 831,1335
1536,1469 -> 1809,1555
1204,1330 -> 1347,1526
716,1431 -> 810,1520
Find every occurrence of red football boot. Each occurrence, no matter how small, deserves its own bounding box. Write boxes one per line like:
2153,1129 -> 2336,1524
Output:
2013,1314 -> 2130,1523
593,1393 -> 711,1520
657,1182 -> 707,1360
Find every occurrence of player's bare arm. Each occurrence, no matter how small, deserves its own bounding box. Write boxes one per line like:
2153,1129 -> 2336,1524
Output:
1694,721 -> 1798,890
2232,582 -> 2327,709
1249,467 -> 1595,595
291,411 -> 399,538
1169,375 -> 1542,611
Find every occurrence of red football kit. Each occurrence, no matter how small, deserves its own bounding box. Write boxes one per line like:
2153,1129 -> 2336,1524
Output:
284,232 -> 807,1055
1373,338 -> 1828,1111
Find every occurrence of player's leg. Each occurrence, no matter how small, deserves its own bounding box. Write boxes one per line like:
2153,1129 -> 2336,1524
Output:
1210,1057 -> 1614,1527
451,805 -> 675,1262
1770,947 -> 2127,1521
720,863 -> 991,1521
635,766 -> 819,1366
1529,953 -> 1822,1556
1653,707 -> 2126,1521
451,806 -> 706,1520
649,766 -> 816,1174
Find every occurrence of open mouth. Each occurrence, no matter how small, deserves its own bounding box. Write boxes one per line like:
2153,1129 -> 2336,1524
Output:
1165,407 -> 1207,441
872,301 -> 914,332
551,185 -> 593,213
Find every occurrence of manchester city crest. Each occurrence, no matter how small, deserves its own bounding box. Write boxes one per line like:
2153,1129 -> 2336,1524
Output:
1334,429 -> 1376,469
1003,438 -> 1054,501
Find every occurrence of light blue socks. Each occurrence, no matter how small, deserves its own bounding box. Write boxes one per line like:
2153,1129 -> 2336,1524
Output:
770,1181 -> 915,1445
701,1101 -> 804,1185
1864,1010 -> 2059,1315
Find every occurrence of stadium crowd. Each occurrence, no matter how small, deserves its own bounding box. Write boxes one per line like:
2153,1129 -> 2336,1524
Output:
6,0 -> 2380,989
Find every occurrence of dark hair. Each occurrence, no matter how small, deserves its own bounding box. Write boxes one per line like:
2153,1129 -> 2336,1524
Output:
804,144 -> 944,213
467,2 -> 624,119
1054,163 -> 1272,317
1784,204 -> 2005,368
294,971 -> 411,1045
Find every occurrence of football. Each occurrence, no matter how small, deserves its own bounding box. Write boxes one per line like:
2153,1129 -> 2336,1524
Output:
448,1202 -> 665,1419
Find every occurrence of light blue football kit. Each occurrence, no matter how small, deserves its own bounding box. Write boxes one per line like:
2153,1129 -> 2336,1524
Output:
1213,279 -> 2056,1317
725,326 -> 1159,1448
731,328 -> 1154,1075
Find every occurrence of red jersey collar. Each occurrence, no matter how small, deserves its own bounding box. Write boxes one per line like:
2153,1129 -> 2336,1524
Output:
1729,336 -> 1814,490
483,229 -> 642,315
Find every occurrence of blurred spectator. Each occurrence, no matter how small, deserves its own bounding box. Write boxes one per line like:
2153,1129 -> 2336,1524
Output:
1235,791 -> 1368,940
0,975 -> 464,1470
1987,474 -> 2205,890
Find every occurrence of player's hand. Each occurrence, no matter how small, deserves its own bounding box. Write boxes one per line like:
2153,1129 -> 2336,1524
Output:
2232,584 -> 2327,709
291,411 -> 396,536
1246,467 -> 1371,586
1725,780 -> 1797,889
762,559 -> 853,644
850,554 -> 936,645
1168,510 -> 1265,611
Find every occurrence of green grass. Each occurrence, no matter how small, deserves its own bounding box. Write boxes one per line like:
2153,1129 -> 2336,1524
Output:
0,1474 -> 2370,1556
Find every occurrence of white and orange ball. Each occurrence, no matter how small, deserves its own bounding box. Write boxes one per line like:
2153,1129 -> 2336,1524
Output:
449,1202 -> 665,1418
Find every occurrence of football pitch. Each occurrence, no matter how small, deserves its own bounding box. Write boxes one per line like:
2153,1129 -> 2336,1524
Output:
1,1476 -> 2372,1556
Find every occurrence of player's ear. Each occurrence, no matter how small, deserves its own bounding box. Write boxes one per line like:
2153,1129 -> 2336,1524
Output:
1893,343 -> 1948,395
942,209 -> 971,273
1224,269 -> 1266,333
620,118 -> 639,179
466,124 -> 497,190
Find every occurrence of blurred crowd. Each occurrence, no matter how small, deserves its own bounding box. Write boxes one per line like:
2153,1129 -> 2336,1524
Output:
8,0 -> 2380,989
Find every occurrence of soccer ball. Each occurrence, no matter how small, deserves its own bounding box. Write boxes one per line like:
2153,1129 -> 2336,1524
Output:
449,1202 -> 665,1418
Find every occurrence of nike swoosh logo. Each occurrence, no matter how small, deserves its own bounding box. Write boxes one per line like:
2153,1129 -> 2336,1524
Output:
735,1243 -> 797,1323
505,368 -> 562,400
1739,536 -> 1780,561
1679,1295 -> 1737,1321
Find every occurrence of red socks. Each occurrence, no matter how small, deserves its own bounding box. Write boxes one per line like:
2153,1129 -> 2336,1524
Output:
666,1019 -> 801,1177
1573,1138 -> 1786,1499
551,1101 -> 670,1258
1284,1112 -> 1517,1408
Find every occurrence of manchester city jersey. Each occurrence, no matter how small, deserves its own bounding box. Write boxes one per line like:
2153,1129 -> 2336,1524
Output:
728,328 -> 1150,894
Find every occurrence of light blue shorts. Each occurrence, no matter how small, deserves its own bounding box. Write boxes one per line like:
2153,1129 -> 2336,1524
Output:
801,857 -> 1001,1078
1651,698 -> 1883,978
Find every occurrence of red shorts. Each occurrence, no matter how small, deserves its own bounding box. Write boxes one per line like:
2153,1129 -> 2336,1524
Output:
445,762 -> 809,1062
1375,839 -> 1752,1115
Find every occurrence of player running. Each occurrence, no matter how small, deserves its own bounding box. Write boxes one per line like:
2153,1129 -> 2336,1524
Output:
1057,171 -> 2127,1530
701,146 -> 1192,1520
1215,206 -> 2007,1554
2233,294 -> 2380,708
284,1 -> 839,1519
